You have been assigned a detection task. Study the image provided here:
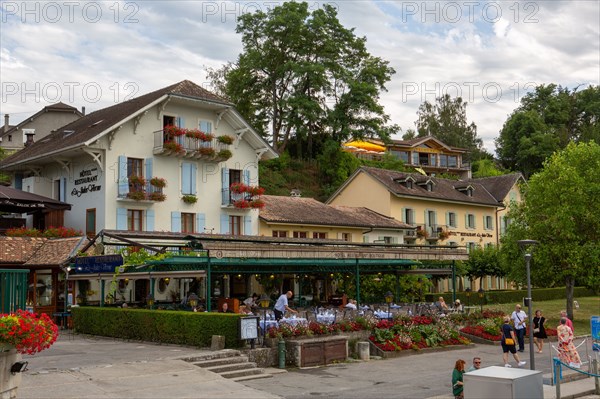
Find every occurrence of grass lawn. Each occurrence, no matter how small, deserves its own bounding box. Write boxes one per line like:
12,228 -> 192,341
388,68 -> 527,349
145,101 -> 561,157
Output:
488,296 -> 599,336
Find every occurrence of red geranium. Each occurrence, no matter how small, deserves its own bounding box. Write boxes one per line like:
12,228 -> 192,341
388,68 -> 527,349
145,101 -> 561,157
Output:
0,310 -> 59,355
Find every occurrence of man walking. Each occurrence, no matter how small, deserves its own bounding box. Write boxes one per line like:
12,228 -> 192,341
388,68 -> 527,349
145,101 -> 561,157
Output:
274,291 -> 297,321
511,304 -> 527,352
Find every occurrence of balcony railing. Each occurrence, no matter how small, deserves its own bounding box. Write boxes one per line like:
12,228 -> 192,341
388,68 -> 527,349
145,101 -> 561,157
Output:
119,182 -> 165,202
416,224 -> 449,240
153,130 -> 232,161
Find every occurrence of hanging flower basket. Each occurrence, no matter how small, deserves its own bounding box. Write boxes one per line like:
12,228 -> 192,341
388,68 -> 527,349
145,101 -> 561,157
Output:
149,177 -> 167,188
163,141 -> 185,154
148,192 -> 166,202
127,190 -> 146,201
0,310 -> 59,355
438,230 -> 449,240
182,194 -> 198,204
416,229 -> 428,239
217,135 -> 234,145
186,129 -> 214,142
197,147 -> 216,157
217,149 -> 232,160
233,199 -> 251,209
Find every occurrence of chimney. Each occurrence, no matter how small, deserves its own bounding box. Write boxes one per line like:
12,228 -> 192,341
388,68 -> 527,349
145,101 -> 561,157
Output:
23,129 -> 35,147
81,106 -> 86,115
4,114 -> 8,131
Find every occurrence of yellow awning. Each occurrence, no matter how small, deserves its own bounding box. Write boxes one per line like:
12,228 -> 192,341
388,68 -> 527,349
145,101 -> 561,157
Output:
343,141 -> 385,152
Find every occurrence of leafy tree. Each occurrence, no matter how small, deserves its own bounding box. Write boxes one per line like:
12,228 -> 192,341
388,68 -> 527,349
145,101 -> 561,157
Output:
471,158 -> 505,178
499,142 -> 600,320
465,246 -> 504,287
209,2 -> 397,154
415,94 -> 484,160
317,139 -> 360,198
495,84 -> 600,178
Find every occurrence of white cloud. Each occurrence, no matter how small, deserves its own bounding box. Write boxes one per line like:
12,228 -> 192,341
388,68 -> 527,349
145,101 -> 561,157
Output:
1,0 -> 598,155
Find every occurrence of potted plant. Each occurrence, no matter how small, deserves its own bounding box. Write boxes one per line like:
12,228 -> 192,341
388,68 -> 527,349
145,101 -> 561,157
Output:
416,229 -> 428,239
163,141 -> 185,154
217,135 -> 234,145
438,230 -> 450,240
149,177 -> 167,188
182,194 -> 198,204
250,199 -> 265,209
230,182 -> 248,194
128,175 -> 146,186
197,147 -> 216,157
246,186 -> 266,196
233,199 -> 251,209
0,310 -> 59,355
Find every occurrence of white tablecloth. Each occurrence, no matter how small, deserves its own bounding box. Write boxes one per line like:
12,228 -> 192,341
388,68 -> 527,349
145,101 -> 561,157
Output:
279,317 -> 307,327
374,310 -> 393,319
316,314 -> 336,325
259,320 -> 278,331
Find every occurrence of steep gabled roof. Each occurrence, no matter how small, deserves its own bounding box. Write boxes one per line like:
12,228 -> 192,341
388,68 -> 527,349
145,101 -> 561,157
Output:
0,102 -> 82,138
0,80 -> 276,169
0,236 -> 89,266
329,166 -> 500,207
471,173 -> 525,202
259,195 -> 411,229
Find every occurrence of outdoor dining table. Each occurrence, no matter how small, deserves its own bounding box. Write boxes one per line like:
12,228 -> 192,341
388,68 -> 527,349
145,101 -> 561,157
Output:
279,317 -> 308,327
259,319 -> 278,331
374,310 -> 393,320
316,313 -> 336,325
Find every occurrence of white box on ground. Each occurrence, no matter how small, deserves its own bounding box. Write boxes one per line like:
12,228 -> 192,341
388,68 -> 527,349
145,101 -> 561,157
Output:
464,366 -> 543,399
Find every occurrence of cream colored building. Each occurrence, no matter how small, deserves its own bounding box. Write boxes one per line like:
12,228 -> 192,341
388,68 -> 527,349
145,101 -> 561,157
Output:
327,167 -> 524,291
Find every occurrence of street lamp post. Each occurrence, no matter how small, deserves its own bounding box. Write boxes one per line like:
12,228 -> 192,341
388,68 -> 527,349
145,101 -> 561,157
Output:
259,294 -> 271,347
465,288 -> 471,307
518,239 -> 538,370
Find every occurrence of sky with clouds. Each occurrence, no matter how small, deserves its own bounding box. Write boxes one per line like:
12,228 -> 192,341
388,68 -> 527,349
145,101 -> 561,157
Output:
1,0 -> 598,153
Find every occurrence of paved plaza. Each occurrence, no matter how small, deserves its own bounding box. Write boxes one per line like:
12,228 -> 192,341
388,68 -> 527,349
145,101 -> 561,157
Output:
17,333 -> 598,399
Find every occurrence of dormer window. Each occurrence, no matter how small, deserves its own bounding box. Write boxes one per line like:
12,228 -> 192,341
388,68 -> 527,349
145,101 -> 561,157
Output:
406,180 -> 413,189
395,176 -> 416,189
467,187 -> 473,197
416,177 -> 434,191
455,184 -> 474,197
426,182 -> 433,192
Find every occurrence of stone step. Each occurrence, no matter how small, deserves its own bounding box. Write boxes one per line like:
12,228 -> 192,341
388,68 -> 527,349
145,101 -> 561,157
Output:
219,367 -> 265,380
231,373 -> 274,382
191,356 -> 249,369
206,361 -> 257,374
182,349 -> 242,363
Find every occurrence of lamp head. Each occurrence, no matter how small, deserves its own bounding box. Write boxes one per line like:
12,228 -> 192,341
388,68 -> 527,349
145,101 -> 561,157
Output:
146,294 -> 154,306
478,288 -> 484,298
465,288 -> 471,297
517,239 -> 538,253
385,291 -> 394,304
188,293 -> 199,308
259,293 -> 270,308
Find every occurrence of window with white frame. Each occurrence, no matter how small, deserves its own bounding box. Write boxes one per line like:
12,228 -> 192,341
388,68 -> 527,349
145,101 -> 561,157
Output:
404,208 -> 415,224
448,212 -> 457,228
272,230 -> 287,238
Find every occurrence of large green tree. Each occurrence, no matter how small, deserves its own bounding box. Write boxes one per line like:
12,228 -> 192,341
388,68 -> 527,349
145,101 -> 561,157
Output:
464,245 -> 505,287
499,141 -> 600,320
207,2 -> 397,155
414,94 -> 485,161
495,84 -> 600,178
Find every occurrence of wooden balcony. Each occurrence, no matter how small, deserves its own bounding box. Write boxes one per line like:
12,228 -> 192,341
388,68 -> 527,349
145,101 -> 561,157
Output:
153,130 -> 232,162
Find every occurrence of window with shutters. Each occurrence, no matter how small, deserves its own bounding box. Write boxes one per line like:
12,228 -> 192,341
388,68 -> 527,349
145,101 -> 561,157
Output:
182,213 -> 195,233
229,215 -> 242,235
466,214 -> 476,229
272,230 -> 287,238
127,209 -> 143,231
293,231 -> 307,238
405,208 -> 415,225
484,215 -> 493,230
448,212 -> 457,228
127,158 -> 144,178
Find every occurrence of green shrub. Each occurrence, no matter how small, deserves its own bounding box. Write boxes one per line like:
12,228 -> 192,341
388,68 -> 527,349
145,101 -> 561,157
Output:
72,307 -> 244,348
426,287 -> 594,305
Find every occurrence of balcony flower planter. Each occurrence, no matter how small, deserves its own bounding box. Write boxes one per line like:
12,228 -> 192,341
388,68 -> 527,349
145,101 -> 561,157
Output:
127,190 -> 146,201
249,199 -> 265,209
217,149 -> 232,160
128,175 -> 146,186
233,199 -> 251,209
164,125 -> 185,137
182,194 -> 198,204
246,186 -> 266,196
217,135 -> 234,145
163,141 -> 185,155
197,147 -> 216,157
148,192 -> 166,202
186,129 -> 214,142
438,231 -> 449,240
416,229 -> 429,239
230,182 -> 249,194
150,177 -> 167,188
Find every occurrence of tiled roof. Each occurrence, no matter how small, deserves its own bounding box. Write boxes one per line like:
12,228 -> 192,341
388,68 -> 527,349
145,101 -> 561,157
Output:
471,173 -> 524,202
358,167 -> 501,206
0,81 -> 231,168
0,236 -> 86,266
388,135 -> 468,152
24,237 -> 87,266
0,237 -> 46,264
259,195 -> 411,229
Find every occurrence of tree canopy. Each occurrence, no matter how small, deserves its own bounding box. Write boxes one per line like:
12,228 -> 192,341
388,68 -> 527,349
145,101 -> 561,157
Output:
495,84 -> 600,178
414,94 -> 485,160
499,141 -> 600,320
207,2 -> 397,155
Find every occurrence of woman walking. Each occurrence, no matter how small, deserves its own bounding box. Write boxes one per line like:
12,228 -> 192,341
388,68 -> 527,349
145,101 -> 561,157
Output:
501,316 -> 526,368
533,310 -> 548,353
452,359 -> 466,399
557,318 -> 582,368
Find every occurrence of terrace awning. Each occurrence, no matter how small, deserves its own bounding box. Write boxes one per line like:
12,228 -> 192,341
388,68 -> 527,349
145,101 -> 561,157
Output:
0,186 -> 71,214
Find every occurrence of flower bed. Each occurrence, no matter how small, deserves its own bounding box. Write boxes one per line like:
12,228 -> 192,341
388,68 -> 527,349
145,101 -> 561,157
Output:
0,310 -> 59,355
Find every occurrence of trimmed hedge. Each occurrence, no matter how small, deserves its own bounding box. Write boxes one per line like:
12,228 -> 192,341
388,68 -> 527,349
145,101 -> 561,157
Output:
71,307 -> 244,348
426,287 -> 595,305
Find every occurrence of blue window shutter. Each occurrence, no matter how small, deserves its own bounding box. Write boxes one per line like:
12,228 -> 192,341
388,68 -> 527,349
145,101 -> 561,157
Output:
445,211 -> 449,226
424,210 -> 429,227
118,155 -> 129,196
14,173 -> 23,190
176,117 -> 185,128
145,158 -> 153,180
401,207 -> 406,223
221,168 -> 229,205
182,163 -> 192,195
146,209 -> 155,231
243,170 -> 251,186
191,163 -> 197,195
171,211 -> 181,233
244,216 -> 252,235
220,214 -> 229,234
196,213 -> 205,234
60,178 -> 67,202
116,208 -> 127,230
